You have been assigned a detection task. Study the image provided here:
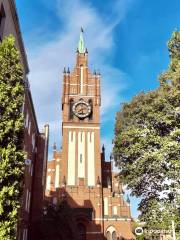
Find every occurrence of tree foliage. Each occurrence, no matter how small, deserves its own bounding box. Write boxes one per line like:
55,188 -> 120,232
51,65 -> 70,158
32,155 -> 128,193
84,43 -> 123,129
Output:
113,31 -> 180,229
0,36 -> 25,239
41,201 -> 80,240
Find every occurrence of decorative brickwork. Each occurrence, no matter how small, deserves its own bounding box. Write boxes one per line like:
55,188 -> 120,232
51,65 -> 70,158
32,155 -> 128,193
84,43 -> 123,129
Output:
46,31 -> 135,240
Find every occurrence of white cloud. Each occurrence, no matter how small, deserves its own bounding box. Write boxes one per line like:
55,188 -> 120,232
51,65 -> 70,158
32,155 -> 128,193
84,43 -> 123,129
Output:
27,0 -> 134,155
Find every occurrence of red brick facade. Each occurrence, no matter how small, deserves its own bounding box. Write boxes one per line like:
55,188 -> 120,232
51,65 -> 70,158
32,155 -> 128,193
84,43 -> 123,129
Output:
46,32 -> 135,240
0,1 -> 49,239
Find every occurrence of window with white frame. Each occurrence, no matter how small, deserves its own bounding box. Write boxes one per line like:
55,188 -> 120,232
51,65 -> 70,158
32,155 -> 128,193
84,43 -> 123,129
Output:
25,189 -> 28,211
113,206 -> 118,215
32,133 -> 35,150
30,163 -> 33,176
22,228 -> 28,240
21,101 -> 25,114
29,162 -> 31,174
25,112 -> 29,128
25,189 -> 31,213
27,191 -> 31,213
28,121 -> 31,135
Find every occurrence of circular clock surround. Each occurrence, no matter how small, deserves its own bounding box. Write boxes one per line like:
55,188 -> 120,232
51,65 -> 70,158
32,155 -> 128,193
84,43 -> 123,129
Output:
72,100 -> 91,119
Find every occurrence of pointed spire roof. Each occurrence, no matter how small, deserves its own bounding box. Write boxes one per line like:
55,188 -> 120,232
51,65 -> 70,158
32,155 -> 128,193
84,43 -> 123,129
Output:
102,144 -> 105,152
78,27 -> 86,53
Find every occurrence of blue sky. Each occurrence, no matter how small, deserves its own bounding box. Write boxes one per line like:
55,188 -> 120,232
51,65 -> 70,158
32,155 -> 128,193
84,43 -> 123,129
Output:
16,0 -> 180,218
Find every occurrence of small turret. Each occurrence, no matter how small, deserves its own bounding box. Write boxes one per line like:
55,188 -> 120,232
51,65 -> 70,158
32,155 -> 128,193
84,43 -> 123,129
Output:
67,67 -> 70,74
63,67 -> 66,74
102,144 -> 105,161
102,144 -> 105,153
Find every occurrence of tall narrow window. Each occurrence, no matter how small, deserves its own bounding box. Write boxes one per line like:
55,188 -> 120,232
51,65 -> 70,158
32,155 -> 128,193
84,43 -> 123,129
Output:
88,99 -> 93,120
23,228 -> 28,240
106,232 -> 111,240
113,206 -> 118,215
80,154 -> 82,163
0,4 -> 5,41
28,121 -> 31,135
25,189 -> 28,211
112,231 -> 117,240
25,112 -> 29,128
27,191 -> 31,213
69,99 -> 74,120
80,65 -> 83,94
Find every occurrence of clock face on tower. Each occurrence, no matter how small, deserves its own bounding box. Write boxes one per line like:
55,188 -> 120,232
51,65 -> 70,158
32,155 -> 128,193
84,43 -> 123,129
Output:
72,99 -> 91,119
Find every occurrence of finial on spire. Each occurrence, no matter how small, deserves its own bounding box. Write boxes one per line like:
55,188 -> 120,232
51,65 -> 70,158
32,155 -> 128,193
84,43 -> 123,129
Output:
102,144 -> 105,152
78,27 -> 86,53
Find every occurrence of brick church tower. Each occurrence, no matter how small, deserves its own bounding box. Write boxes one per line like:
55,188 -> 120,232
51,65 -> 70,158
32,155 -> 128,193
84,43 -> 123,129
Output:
46,29 -> 135,240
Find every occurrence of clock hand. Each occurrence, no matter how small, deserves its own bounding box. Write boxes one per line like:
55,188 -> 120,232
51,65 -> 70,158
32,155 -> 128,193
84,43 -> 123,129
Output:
77,108 -> 82,113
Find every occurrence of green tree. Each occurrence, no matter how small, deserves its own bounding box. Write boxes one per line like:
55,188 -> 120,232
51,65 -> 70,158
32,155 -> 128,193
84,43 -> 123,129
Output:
0,36 -> 25,239
113,31 -> 180,230
41,201 -> 80,240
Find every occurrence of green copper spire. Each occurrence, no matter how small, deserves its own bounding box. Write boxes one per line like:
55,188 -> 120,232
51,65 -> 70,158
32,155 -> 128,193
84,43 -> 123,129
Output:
78,27 -> 86,53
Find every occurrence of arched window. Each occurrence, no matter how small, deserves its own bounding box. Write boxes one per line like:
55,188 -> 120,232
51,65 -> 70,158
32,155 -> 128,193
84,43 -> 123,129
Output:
112,231 -> 117,240
69,99 -> 74,120
88,99 -> 93,120
106,226 -> 118,240
77,223 -> 86,240
106,231 -> 111,240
